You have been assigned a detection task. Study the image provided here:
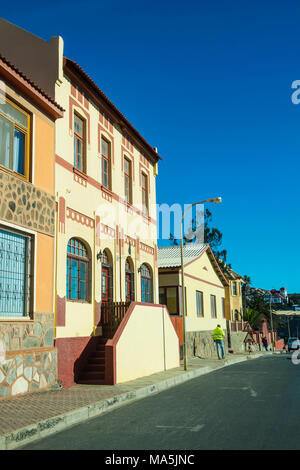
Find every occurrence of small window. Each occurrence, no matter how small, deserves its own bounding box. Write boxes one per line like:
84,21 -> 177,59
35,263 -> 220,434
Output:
124,157 -> 132,204
159,286 -> 179,314
101,137 -> 111,189
210,294 -> 217,318
74,114 -> 85,173
196,291 -> 204,317
232,281 -> 237,296
0,97 -> 30,179
141,172 -> 149,214
222,297 -> 226,318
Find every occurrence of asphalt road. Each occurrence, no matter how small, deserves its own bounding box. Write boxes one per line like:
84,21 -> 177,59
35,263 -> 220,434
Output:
20,355 -> 300,450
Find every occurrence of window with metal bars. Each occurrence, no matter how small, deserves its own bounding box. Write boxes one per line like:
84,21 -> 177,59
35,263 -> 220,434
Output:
0,227 -> 32,317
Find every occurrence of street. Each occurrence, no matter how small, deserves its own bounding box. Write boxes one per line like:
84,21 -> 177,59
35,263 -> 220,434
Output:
20,355 -> 300,450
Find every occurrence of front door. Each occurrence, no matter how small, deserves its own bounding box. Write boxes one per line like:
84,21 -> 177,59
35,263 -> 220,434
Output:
125,272 -> 133,302
101,266 -> 111,302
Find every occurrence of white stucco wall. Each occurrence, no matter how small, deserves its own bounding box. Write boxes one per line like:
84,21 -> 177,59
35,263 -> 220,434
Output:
115,304 -> 180,383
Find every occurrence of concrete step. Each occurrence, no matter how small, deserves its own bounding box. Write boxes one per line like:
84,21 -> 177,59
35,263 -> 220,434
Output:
77,379 -> 106,385
80,371 -> 105,380
85,363 -> 105,372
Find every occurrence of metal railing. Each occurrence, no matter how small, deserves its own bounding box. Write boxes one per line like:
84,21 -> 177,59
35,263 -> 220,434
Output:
101,301 -> 131,338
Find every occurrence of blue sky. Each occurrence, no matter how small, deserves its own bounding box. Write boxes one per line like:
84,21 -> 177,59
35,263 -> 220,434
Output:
1,0 -> 300,292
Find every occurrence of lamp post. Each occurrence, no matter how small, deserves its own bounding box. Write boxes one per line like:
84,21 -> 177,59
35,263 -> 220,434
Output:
269,296 -> 275,352
180,197 -> 222,371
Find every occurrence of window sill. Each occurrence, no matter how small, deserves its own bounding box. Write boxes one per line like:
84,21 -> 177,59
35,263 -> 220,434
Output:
0,316 -> 33,322
101,185 -> 113,196
73,167 -> 88,180
0,165 -> 29,183
66,299 -> 91,304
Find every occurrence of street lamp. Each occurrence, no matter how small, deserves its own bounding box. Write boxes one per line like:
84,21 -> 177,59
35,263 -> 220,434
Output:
180,197 -> 222,371
269,296 -> 275,352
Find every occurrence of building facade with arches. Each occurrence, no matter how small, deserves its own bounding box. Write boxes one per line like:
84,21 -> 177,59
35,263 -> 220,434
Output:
0,18 -> 180,389
53,51 -> 169,387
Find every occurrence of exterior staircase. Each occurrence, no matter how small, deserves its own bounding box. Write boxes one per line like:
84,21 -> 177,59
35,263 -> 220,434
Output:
77,302 -> 130,385
77,336 -> 108,385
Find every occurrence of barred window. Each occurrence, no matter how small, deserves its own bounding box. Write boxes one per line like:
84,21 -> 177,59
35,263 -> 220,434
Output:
0,227 -> 32,317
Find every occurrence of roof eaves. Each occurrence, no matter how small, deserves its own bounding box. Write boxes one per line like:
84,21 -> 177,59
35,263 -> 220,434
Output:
0,54 -> 64,116
64,57 -> 162,163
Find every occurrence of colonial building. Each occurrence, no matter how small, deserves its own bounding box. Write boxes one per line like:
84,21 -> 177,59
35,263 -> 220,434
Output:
0,54 -> 63,398
0,19 -> 180,388
158,244 -> 229,358
220,264 -> 244,321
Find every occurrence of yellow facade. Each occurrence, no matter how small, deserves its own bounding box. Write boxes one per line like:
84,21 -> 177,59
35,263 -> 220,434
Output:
0,57 -> 63,397
159,248 -> 228,333
224,279 -> 244,321
54,70 -> 160,342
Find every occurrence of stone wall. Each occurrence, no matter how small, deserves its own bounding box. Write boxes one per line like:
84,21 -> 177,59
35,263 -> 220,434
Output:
186,330 -> 228,359
0,170 -> 55,236
0,313 -> 57,399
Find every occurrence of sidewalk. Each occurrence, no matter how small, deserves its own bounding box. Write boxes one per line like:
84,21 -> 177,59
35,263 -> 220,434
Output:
0,351 -> 275,450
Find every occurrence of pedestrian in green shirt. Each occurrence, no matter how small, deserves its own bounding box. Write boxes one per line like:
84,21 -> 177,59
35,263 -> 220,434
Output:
212,324 -> 225,359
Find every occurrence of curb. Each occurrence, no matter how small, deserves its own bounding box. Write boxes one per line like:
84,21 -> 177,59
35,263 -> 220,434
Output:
1,353 -> 265,450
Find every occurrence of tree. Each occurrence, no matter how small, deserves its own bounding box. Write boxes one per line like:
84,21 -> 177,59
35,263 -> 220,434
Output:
169,208 -> 229,263
243,306 -> 263,328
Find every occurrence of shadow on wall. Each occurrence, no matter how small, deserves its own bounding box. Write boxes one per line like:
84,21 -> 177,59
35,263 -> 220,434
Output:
73,333 -> 99,384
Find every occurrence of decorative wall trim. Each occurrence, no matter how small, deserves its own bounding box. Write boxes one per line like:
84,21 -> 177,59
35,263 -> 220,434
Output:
66,207 -> 95,229
56,295 -> 66,327
58,197 -> 66,234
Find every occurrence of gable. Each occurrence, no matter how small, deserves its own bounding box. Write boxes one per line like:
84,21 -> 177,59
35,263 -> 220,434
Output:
185,251 -> 224,288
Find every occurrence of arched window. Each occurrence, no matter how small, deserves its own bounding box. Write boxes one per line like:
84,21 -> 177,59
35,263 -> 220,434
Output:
101,249 -> 113,302
125,257 -> 135,302
140,263 -> 153,303
66,238 -> 89,301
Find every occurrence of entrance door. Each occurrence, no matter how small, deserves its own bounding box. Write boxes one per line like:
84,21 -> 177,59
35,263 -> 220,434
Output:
101,266 -> 111,302
125,272 -> 133,302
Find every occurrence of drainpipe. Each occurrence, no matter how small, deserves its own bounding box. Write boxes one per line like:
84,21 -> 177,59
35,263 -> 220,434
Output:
93,211 -> 96,336
54,192 -> 59,339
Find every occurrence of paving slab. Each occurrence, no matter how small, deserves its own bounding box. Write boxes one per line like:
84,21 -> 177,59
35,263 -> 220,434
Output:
0,351 -> 275,450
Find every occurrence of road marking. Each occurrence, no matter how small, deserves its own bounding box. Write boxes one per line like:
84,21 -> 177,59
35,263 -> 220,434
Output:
221,386 -> 258,398
250,388 -> 257,397
156,424 -> 205,432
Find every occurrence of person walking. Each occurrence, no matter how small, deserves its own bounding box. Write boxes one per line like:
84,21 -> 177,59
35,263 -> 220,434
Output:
212,324 -> 226,359
262,336 -> 268,352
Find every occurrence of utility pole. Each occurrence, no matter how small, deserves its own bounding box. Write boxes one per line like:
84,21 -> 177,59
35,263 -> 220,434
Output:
269,297 -> 275,351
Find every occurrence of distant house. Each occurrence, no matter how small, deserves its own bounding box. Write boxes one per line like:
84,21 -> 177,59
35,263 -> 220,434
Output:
218,264 -> 244,322
264,289 -> 288,305
158,244 -> 229,358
